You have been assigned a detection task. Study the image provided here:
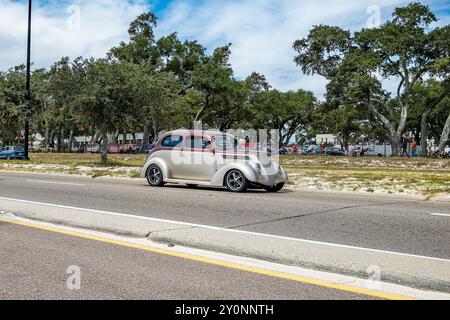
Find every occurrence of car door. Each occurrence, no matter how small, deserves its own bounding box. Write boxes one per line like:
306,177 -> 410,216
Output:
180,135 -> 216,181
0,147 -> 9,159
158,134 -> 185,179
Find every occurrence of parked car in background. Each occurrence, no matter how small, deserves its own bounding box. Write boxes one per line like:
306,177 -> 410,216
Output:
141,129 -> 288,193
325,147 -> 345,156
143,143 -> 156,154
121,144 -> 141,154
303,145 -> 316,155
108,144 -> 121,154
87,144 -> 103,153
70,145 -> 83,153
0,146 -> 26,160
279,147 -> 289,155
353,146 -> 370,157
364,148 -> 383,157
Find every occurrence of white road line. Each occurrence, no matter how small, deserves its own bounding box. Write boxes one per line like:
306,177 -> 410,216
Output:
26,180 -> 85,187
1,196 -> 449,263
431,213 -> 450,217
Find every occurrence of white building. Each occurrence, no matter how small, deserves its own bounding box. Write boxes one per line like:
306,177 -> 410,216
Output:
315,134 -> 339,145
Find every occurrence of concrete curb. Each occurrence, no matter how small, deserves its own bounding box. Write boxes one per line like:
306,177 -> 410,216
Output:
1,198 -> 449,294
149,228 -> 450,293
0,199 -> 189,238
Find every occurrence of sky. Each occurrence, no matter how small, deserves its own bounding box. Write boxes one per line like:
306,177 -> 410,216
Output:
1,0 -> 449,98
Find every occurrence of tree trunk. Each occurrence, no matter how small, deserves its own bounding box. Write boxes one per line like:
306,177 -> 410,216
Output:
61,128 -> 66,153
112,130 -> 119,144
44,125 -> 50,149
122,129 -> 127,145
142,124 -> 150,149
68,129 -> 74,153
50,131 -> 55,148
152,121 -> 158,143
56,125 -> 62,152
439,112 -> 450,150
91,130 -> 101,144
368,104 -> 400,156
389,132 -> 401,157
194,94 -> 210,122
101,131 -> 108,164
420,110 -> 430,157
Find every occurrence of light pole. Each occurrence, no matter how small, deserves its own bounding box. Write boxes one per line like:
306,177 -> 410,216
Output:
24,0 -> 32,160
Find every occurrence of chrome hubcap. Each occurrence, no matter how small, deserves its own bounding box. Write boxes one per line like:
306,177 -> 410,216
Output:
149,168 -> 161,184
227,170 -> 243,190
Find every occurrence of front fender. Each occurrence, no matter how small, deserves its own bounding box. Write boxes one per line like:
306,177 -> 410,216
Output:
210,163 -> 257,186
141,157 -> 171,181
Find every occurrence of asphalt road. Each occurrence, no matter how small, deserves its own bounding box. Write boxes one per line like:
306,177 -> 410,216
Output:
0,171 -> 449,260
0,221 -> 371,300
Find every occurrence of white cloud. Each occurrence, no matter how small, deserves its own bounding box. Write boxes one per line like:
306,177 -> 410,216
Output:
1,0 -> 449,98
157,0 -> 448,96
0,0 -> 150,70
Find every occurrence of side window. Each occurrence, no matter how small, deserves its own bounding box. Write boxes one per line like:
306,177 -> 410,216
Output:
161,135 -> 183,148
185,136 -> 211,150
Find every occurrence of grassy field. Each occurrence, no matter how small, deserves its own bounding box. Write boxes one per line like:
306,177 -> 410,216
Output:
6,152 -> 147,167
281,156 -> 450,197
1,153 -> 449,197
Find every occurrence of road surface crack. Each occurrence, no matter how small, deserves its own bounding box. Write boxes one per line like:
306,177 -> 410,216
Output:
225,200 -> 421,230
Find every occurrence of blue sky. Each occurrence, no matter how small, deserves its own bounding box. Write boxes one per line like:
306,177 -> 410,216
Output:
1,0 -> 449,97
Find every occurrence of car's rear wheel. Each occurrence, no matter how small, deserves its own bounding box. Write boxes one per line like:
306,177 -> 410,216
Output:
225,170 -> 248,193
146,165 -> 165,187
264,183 -> 285,193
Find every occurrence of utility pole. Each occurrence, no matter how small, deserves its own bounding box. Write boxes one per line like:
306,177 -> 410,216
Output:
24,0 -> 32,160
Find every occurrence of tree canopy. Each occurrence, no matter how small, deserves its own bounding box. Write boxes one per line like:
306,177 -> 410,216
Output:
1,2 -> 449,161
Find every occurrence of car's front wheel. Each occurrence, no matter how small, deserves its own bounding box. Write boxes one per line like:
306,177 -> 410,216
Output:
146,165 -> 165,187
225,170 -> 248,193
264,183 -> 285,193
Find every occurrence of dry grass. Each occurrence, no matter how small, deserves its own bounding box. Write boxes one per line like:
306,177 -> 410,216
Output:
282,156 -> 450,197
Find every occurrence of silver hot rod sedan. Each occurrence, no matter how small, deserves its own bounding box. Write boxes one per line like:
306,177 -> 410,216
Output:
141,129 -> 288,193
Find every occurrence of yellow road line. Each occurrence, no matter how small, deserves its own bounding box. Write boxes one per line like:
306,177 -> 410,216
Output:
0,217 -> 412,300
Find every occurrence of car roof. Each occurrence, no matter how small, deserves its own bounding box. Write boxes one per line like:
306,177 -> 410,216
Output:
164,129 -> 227,137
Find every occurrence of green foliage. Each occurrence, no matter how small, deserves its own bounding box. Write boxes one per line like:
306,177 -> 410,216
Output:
293,2 -> 449,154
1,2 -> 449,157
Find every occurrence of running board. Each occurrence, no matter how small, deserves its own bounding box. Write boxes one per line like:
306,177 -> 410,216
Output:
165,179 -> 213,186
